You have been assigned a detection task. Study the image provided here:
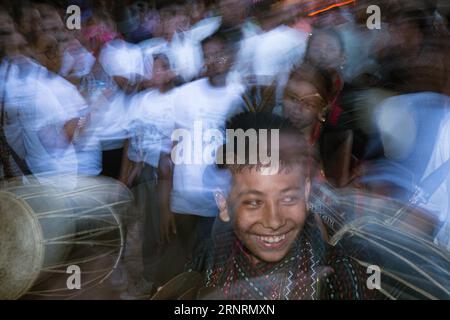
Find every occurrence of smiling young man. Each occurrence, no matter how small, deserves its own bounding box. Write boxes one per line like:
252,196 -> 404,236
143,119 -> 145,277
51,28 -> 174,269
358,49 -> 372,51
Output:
200,112 -> 377,300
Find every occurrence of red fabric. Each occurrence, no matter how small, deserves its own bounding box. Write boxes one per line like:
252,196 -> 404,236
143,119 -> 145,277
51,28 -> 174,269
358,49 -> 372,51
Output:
327,73 -> 344,126
82,23 -> 121,57
328,102 -> 343,126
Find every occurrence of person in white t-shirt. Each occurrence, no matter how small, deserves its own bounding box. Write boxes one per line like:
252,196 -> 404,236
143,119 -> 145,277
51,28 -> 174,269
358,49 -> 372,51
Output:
92,39 -> 144,179
32,33 -> 101,177
153,32 -> 245,285
2,33 -> 79,181
232,3 -> 309,114
125,55 -> 176,183
58,33 -> 96,86
117,53 -> 178,297
139,4 -> 220,86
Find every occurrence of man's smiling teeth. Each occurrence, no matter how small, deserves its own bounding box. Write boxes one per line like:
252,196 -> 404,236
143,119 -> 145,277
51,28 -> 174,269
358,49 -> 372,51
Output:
259,234 -> 286,243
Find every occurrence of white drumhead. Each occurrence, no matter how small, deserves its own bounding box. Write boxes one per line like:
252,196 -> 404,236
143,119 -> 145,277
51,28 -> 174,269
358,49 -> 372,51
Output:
0,191 -> 44,299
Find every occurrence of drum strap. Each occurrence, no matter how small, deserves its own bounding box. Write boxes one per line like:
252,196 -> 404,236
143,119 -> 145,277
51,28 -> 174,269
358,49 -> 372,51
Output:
0,60 -> 31,178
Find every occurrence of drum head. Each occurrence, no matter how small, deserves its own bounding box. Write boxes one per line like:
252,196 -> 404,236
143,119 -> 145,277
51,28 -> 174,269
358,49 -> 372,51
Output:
0,175 -> 130,299
0,191 -> 43,299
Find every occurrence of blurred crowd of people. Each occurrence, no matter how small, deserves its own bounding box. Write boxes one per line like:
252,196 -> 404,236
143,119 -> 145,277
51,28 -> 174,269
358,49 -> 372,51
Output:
1,0 -> 450,299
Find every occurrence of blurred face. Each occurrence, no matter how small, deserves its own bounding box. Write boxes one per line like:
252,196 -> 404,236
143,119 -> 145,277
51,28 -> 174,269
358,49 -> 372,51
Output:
18,7 -> 42,35
0,11 -> 15,35
189,1 -> 206,23
144,10 -> 163,37
227,166 -> 310,263
56,29 -> 72,50
174,11 -> 190,32
39,7 -> 64,37
3,32 -> 30,58
40,11 -> 66,59
162,7 -> 189,38
283,79 -> 327,130
307,32 -> 344,71
219,0 -> 247,26
152,57 -> 174,87
202,39 -> 232,79
34,35 -> 62,73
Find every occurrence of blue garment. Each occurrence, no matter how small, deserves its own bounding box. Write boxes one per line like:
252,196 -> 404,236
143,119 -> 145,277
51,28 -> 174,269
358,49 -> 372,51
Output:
363,92 -> 449,201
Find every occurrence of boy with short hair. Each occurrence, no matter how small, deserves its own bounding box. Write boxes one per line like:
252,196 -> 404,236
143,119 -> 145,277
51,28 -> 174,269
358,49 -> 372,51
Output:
201,112 -> 376,300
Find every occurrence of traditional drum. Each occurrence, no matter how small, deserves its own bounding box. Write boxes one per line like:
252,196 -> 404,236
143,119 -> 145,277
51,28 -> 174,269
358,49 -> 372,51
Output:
323,188 -> 450,299
0,175 -> 132,299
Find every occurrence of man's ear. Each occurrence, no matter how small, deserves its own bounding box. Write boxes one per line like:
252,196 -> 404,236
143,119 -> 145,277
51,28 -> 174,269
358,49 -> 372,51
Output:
214,190 -> 230,223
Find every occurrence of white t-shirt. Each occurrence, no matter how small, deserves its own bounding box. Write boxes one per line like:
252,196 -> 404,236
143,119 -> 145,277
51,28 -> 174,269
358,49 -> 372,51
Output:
41,73 -> 102,176
139,17 -> 221,82
59,41 -> 96,78
90,91 -> 134,151
231,20 -> 261,81
127,89 -> 176,168
173,16 -> 221,82
245,24 -> 308,85
170,78 -> 245,217
139,37 -> 168,80
236,24 -> 308,114
3,59 -> 79,177
99,39 -> 144,82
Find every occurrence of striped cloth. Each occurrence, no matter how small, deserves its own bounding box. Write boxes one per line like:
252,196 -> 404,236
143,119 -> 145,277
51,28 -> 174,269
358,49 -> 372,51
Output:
202,214 -> 375,300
